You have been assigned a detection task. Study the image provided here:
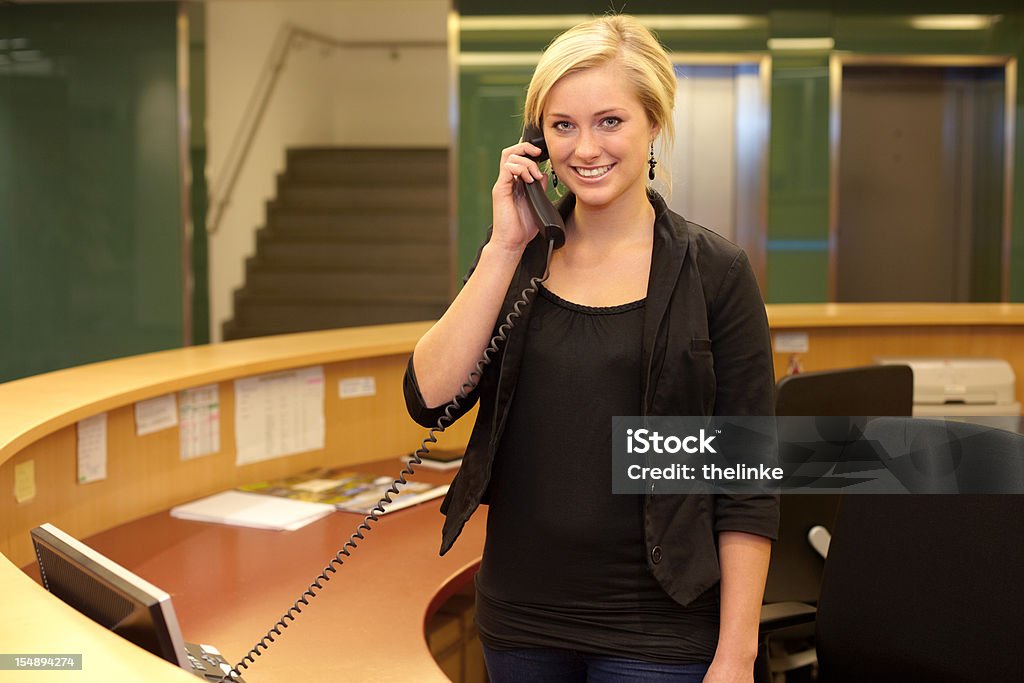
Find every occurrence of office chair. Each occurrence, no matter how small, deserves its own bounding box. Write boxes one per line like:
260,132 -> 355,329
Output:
757,365 -> 914,682
862,416 -> 1024,493
816,485 -> 1024,681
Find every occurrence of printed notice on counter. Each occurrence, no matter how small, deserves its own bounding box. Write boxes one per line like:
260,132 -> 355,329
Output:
179,384 -> 221,460
135,394 -> 178,436
339,376 -> 376,399
773,332 -> 809,354
14,460 -> 36,503
235,366 -> 325,466
77,413 -> 108,484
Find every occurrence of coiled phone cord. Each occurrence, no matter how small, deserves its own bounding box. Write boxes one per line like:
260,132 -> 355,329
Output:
218,239 -> 555,682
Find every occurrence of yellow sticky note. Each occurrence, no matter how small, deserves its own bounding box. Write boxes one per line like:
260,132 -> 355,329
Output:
15,460 -> 36,503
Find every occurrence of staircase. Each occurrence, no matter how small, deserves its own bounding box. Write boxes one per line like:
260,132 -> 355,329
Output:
222,148 -> 450,340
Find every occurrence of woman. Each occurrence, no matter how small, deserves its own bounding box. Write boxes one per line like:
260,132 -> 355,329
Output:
405,15 -> 777,683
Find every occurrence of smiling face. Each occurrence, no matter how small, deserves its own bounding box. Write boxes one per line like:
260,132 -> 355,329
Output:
542,61 -> 658,211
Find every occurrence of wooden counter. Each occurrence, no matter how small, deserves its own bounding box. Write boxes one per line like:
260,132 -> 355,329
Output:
0,322 -> 477,682
766,303 -> 1024,409
767,302 -> 1024,328
1,322 -> 435,463
2,306 -> 1023,681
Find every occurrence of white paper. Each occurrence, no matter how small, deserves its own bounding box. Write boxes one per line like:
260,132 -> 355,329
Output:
179,384 -> 221,460
339,376 -> 376,399
135,394 -> 178,436
170,490 -> 333,531
14,460 -> 36,503
234,366 -> 325,466
77,413 -> 108,484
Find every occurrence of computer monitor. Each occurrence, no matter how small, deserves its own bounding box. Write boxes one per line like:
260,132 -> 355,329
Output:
30,522 -> 190,668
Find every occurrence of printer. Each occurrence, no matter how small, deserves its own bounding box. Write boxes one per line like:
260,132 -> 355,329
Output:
875,357 -> 1021,417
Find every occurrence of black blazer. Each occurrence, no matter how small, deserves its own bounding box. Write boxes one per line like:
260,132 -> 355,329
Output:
404,191 -> 779,607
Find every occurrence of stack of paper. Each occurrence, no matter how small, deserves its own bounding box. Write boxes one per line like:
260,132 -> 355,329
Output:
170,490 -> 334,531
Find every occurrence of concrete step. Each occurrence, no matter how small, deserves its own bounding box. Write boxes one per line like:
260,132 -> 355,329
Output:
230,297 -> 446,331
287,147 -> 446,167
254,231 -> 448,270
276,185 -> 447,211
285,148 -> 446,186
242,265 -> 449,300
265,204 -> 448,242
282,159 -> 447,186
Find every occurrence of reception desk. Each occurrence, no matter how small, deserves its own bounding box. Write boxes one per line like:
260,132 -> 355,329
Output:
2,305 -> 1023,681
0,322 -> 478,682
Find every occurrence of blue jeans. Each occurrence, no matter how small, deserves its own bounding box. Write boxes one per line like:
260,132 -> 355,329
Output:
482,645 -> 711,682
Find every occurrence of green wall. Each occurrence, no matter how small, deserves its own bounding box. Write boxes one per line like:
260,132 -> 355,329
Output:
0,3 -> 184,382
189,2 -> 210,345
457,3 -> 1024,302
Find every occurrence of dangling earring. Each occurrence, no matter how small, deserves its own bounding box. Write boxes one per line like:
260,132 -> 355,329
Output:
551,169 -> 558,188
648,143 -> 657,181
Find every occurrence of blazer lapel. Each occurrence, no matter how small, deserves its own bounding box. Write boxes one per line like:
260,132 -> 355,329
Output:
641,192 -> 690,415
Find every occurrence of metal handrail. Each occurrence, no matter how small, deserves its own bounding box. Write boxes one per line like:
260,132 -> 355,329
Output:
206,23 -> 446,235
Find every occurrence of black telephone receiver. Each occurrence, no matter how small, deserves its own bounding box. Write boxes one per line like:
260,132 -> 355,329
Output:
521,123 -> 566,250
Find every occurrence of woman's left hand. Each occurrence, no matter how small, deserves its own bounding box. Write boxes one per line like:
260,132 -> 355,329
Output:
702,656 -> 754,683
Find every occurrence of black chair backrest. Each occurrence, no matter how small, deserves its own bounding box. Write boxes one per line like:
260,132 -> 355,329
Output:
816,491 -> 1024,682
765,364 -> 913,604
775,364 -> 914,417
863,416 -> 1024,494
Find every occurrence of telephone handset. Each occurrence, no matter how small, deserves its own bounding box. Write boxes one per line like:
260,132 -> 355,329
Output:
521,123 -> 566,250
216,131 -> 560,682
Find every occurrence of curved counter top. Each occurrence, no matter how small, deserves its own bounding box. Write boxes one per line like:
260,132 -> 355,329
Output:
767,302 -> 1024,328
0,322 -> 433,466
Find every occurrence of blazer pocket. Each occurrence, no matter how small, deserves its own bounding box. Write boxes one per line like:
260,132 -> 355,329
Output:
691,337 -> 713,354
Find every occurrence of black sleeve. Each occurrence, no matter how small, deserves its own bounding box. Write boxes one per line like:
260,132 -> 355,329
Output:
403,355 -> 481,428
708,250 -> 780,540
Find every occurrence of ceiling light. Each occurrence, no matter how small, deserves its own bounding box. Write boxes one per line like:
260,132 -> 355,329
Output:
767,37 -> 835,51
460,15 -> 760,32
909,15 -> 996,31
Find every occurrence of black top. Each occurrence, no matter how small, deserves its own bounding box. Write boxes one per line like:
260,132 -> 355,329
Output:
406,191 -> 778,608
475,285 -> 719,663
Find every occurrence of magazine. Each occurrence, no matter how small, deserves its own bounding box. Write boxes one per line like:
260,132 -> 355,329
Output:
238,467 -> 448,515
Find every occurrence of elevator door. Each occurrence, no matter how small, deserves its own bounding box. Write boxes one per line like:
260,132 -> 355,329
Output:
836,65 -> 1005,302
669,63 -> 766,253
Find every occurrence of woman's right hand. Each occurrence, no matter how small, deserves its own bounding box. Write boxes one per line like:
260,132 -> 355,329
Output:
413,141 -> 547,408
490,141 -> 547,252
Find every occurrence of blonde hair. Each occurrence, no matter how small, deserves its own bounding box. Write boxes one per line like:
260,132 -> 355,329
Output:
524,14 -> 676,190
